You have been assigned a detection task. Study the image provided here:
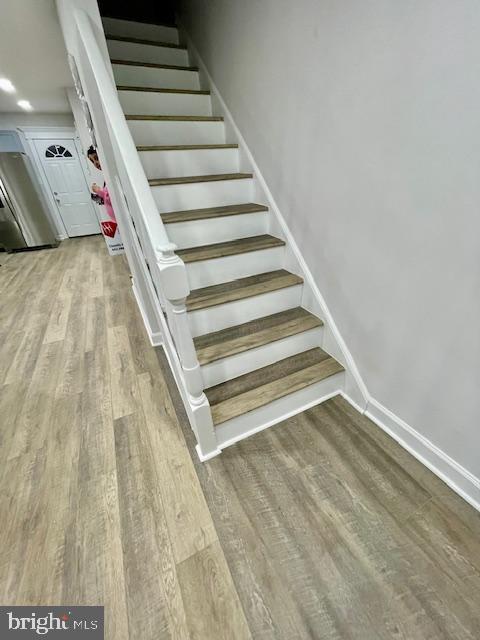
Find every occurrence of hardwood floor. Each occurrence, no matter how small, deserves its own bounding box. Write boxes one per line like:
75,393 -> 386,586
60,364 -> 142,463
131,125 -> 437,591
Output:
1,236 -> 479,639
0,237 -> 249,640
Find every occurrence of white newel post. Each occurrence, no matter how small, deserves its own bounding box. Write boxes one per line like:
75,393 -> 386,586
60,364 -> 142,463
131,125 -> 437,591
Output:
156,245 -> 220,460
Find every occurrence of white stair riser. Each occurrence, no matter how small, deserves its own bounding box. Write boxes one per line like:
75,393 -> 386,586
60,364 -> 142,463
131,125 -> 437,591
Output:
139,148 -> 238,179
119,91 -> 212,117
151,178 -> 253,212
113,64 -> 200,90
214,372 -> 345,450
185,246 -> 285,289
128,119 -> 224,146
188,285 -> 303,337
201,327 -> 324,388
102,17 -> 179,44
107,40 -> 188,66
166,212 -> 268,249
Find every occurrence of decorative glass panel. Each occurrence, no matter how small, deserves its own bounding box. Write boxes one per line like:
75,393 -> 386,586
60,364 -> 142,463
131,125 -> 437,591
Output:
45,144 -> 73,158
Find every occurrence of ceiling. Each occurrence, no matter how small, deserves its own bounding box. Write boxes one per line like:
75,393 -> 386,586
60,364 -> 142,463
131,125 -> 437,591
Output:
0,0 -> 72,113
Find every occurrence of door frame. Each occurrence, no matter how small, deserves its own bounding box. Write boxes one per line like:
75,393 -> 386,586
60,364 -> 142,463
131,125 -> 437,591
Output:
21,126 -> 98,239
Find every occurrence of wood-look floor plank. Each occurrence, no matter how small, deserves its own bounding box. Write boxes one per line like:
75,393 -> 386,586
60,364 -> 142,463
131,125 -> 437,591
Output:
177,541 -> 252,640
3,392 -> 83,604
114,410 -> 190,640
43,292 -> 73,344
138,371 -> 217,565
55,287 -> 88,398
107,324 -> 140,420
2,325 -> 43,385
68,336 -> 129,638
85,295 -> 107,354
7,340 -> 64,460
88,251 -> 104,299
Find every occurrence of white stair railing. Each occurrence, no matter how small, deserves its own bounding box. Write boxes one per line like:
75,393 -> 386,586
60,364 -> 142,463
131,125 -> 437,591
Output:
58,4 -> 219,459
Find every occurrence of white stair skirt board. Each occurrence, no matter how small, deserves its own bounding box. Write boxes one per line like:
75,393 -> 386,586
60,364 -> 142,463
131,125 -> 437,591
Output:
201,326 -> 324,388
102,17 -> 179,44
118,91 -> 212,117
127,119 -> 225,146
214,372 -> 345,452
139,147 -> 239,179
150,177 -> 254,212
132,281 -> 163,347
166,212 -> 268,249
180,27 -> 369,409
112,64 -> 200,91
107,40 -> 188,66
185,246 -> 286,289
188,284 -> 303,337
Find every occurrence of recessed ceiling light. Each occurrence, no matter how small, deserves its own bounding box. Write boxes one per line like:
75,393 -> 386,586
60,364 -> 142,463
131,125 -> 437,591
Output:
0,78 -> 16,93
17,100 -> 33,111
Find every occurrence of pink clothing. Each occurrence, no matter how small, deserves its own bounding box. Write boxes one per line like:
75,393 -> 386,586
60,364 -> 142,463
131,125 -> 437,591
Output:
96,184 -> 116,222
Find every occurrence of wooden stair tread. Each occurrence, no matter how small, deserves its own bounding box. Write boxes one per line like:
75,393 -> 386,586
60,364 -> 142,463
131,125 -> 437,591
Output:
149,173 -> 252,187
205,348 -> 344,425
137,144 -> 238,151
111,59 -> 198,71
126,115 -> 223,121
186,270 -> 303,311
107,34 -> 186,49
103,15 -> 176,29
194,307 -> 323,365
117,86 -> 210,95
177,235 -> 285,263
161,202 -> 268,224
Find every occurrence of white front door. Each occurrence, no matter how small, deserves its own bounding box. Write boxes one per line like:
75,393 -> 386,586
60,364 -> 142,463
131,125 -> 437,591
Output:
35,139 -> 100,237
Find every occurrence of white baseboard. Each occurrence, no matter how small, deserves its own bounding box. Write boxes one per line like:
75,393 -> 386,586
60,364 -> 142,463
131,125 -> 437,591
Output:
349,395 -> 480,513
132,281 -> 163,347
195,443 -> 222,462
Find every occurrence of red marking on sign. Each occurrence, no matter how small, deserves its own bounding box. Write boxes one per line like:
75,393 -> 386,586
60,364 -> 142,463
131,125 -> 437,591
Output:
101,220 -> 118,238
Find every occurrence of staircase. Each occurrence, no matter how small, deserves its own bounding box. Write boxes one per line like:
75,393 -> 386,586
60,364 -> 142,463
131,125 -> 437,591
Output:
65,10 -> 364,459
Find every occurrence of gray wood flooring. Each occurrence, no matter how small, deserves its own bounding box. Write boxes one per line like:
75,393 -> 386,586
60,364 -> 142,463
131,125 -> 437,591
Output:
1,236 -> 479,639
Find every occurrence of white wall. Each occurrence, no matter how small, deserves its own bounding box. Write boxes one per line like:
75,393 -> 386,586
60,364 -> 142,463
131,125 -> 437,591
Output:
179,0 -> 480,484
0,112 -> 74,129
0,0 -> 72,113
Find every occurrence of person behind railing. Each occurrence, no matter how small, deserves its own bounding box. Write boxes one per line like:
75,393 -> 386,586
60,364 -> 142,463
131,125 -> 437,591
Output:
87,145 -> 116,222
